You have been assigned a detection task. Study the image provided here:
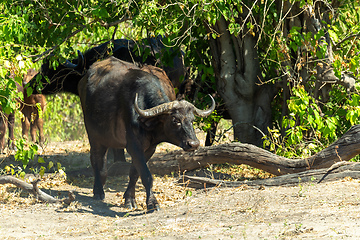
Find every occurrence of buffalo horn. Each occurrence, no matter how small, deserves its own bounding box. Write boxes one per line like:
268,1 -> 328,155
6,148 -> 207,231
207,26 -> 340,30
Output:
64,60 -> 77,68
192,94 -> 215,117
134,93 -> 176,118
75,50 -> 85,71
134,93 -> 215,118
63,50 -> 85,71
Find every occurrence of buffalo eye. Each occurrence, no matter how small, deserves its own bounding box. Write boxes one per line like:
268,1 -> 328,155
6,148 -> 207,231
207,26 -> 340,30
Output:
172,116 -> 181,127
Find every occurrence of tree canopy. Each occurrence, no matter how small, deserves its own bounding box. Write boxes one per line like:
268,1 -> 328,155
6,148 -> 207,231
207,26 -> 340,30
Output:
1,0 -> 360,158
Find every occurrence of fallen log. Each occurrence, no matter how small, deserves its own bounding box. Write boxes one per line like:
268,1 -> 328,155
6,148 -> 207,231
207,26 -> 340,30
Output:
149,124 -> 360,176
179,162 -> 360,188
0,175 -> 75,204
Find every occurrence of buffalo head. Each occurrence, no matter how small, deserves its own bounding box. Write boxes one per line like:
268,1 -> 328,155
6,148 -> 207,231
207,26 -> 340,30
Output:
134,93 -> 215,151
29,50 -> 85,95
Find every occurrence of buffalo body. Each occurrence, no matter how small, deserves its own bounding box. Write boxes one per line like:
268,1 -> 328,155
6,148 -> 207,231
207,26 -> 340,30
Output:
78,57 -> 214,211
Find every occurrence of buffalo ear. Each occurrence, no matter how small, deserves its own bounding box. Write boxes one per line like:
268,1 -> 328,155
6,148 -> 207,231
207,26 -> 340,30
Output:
138,116 -> 161,130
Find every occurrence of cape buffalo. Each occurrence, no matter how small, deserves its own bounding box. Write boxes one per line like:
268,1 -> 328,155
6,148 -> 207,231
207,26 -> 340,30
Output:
27,37 -> 185,96
21,69 -> 46,143
78,57 -> 214,211
26,38 -> 187,162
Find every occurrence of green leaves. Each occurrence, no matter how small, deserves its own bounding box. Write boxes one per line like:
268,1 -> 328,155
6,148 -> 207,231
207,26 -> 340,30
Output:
14,139 -> 38,169
345,94 -> 360,125
92,7 -> 109,18
0,0 -> 359,164
280,86 -> 341,156
288,26 -> 302,52
228,22 -> 241,35
43,93 -> 85,141
0,78 -> 23,115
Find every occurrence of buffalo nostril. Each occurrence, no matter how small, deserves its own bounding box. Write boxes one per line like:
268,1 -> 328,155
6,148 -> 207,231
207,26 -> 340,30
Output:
188,140 -> 200,150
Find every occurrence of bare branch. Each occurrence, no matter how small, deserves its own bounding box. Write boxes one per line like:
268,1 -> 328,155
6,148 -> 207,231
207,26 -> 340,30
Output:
29,25 -> 87,62
99,16 -> 131,28
334,32 -> 360,49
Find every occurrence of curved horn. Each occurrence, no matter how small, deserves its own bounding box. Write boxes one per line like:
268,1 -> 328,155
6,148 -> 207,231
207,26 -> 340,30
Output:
134,93 -> 176,118
63,50 -> 85,71
63,60 -> 77,68
193,94 -> 215,117
75,50 -> 85,71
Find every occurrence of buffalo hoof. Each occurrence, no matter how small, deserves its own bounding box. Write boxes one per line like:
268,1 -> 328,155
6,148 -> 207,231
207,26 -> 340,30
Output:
93,193 -> 105,200
146,204 -> 160,213
124,198 -> 138,210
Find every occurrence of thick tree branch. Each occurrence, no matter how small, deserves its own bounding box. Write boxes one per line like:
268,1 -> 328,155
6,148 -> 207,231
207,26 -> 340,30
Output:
180,162 -> 360,188
148,124 -> 360,176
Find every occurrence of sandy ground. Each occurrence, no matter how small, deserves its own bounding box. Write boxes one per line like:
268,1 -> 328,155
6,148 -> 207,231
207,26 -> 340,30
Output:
1,140 -> 360,239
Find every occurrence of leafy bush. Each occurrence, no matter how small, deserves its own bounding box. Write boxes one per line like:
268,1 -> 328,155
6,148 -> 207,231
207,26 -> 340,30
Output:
265,85 -> 360,158
12,92 -> 86,143
42,93 -> 86,142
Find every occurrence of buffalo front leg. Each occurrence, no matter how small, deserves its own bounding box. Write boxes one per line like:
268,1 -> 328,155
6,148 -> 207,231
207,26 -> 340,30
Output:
30,122 -> 37,143
90,145 -> 108,200
31,117 -> 44,143
125,144 -> 159,212
141,166 -> 160,212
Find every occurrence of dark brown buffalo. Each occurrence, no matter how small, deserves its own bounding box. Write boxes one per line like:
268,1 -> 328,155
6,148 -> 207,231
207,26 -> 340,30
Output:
78,57 -> 214,211
27,37 -> 186,96
21,69 -> 46,143
26,38 -> 187,162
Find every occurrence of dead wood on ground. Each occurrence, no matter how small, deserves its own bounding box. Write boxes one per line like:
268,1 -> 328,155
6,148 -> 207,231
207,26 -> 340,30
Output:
179,162 -> 360,188
0,175 -> 75,204
148,125 -> 360,184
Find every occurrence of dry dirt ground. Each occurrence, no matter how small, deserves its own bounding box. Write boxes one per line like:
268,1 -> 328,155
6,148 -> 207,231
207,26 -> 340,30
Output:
1,140 -> 360,239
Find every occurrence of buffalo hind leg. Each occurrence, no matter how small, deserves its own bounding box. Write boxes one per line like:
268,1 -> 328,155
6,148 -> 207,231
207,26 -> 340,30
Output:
7,113 -> 15,150
123,165 -> 139,210
112,148 -> 126,162
90,145 -> 108,200
22,116 -> 30,141
0,116 -> 7,153
32,116 -> 45,144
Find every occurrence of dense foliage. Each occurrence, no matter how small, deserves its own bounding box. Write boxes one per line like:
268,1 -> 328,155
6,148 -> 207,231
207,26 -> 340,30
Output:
0,0 -> 360,164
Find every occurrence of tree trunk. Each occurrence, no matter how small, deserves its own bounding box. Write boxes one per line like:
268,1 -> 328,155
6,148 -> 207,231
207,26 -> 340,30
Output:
207,14 -> 274,147
148,124 -> 360,177
205,1 -> 356,147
